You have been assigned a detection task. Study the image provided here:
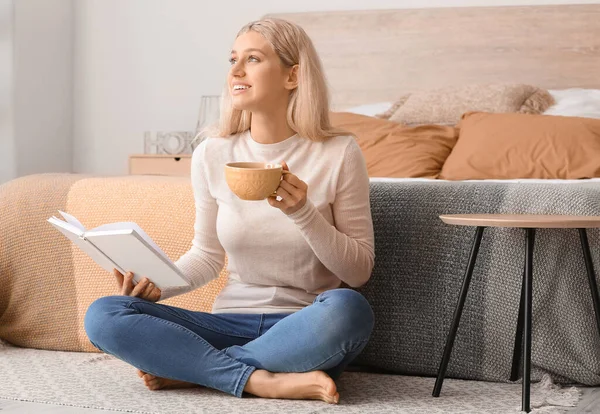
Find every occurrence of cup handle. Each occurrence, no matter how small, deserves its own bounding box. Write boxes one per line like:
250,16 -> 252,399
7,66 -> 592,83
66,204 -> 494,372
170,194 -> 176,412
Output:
271,170 -> 291,197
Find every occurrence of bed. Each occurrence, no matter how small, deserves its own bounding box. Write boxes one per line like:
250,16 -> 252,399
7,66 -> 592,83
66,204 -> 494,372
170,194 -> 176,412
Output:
269,4 -> 600,386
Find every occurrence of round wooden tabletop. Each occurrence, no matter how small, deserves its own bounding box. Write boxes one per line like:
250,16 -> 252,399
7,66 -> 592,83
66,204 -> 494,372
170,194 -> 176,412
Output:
439,214 -> 600,228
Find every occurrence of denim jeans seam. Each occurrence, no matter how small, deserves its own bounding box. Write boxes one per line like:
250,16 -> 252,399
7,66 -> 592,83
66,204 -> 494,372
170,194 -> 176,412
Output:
340,336 -> 372,354
135,313 -> 253,394
257,313 -> 265,336
306,338 -> 371,373
233,365 -> 256,398
125,299 -> 255,339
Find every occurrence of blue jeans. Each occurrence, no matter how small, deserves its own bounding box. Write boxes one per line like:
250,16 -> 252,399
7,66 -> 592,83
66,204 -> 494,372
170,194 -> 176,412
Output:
84,288 -> 374,398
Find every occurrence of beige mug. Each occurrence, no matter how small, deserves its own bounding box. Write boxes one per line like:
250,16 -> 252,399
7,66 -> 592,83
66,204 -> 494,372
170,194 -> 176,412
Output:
224,162 -> 290,201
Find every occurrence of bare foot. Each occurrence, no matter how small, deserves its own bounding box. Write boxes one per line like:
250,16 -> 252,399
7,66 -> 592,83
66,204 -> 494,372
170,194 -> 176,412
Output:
137,369 -> 199,391
244,370 -> 339,404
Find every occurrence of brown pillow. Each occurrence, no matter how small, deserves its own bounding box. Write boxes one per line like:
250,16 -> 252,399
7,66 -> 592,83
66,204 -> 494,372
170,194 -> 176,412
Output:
378,84 -> 555,126
439,112 -> 600,180
330,112 -> 459,178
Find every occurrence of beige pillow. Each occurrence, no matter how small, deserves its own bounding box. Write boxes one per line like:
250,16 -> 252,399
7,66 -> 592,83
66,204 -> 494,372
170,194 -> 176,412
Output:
378,84 -> 555,126
0,174 -> 228,352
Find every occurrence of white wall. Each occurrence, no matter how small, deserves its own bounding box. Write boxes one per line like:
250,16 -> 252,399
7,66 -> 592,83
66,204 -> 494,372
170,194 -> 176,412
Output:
71,0 -> 600,175
0,0 -> 15,184
13,0 -> 73,179
0,0 -> 73,185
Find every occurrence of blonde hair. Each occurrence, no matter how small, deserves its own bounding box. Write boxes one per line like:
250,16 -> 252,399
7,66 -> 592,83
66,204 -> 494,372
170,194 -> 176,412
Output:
202,17 -> 347,142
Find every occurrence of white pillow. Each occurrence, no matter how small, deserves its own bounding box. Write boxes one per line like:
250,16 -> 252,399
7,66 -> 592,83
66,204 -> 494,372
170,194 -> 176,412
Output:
343,102 -> 393,117
544,88 -> 600,119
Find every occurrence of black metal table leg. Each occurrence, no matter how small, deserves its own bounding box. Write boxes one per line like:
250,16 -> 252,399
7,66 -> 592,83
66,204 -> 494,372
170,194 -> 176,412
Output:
578,229 -> 600,339
511,232 -> 536,382
433,226 -> 485,397
510,270 -> 525,381
522,228 -> 535,413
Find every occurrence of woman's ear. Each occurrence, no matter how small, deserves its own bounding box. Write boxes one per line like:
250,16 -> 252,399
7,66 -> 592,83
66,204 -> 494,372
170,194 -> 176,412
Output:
284,65 -> 299,90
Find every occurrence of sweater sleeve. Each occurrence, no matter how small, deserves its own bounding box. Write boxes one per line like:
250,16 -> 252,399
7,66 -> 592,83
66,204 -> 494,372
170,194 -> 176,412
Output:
159,140 -> 226,301
287,139 -> 375,287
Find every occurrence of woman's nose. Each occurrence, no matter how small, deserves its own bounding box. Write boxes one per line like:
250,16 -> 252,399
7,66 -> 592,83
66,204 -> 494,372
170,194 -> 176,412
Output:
231,63 -> 245,77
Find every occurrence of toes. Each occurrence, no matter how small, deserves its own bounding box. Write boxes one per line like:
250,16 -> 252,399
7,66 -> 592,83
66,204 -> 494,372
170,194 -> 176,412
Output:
144,379 -> 161,391
323,392 -> 339,404
320,377 -> 337,396
137,369 -> 145,378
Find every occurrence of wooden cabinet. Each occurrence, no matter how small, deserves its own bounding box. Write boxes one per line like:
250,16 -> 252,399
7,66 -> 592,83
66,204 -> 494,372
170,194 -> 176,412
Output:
129,154 -> 191,176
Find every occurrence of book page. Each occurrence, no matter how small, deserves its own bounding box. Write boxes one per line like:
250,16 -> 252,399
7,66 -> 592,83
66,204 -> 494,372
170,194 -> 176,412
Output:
85,231 -> 189,289
47,217 -> 123,275
48,216 -> 84,236
90,222 -> 171,262
48,216 -> 188,289
57,210 -> 86,231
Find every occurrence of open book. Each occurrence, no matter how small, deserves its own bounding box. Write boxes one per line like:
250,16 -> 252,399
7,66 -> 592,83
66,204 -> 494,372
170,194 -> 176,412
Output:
47,211 -> 190,290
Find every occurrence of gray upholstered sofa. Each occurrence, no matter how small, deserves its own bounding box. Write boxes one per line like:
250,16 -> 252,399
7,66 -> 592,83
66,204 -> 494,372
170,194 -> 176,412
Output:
358,179 -> 600,385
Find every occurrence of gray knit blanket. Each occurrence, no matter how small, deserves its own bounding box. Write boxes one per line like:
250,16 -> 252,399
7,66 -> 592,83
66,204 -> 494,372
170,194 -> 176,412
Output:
354,180 -> 600,386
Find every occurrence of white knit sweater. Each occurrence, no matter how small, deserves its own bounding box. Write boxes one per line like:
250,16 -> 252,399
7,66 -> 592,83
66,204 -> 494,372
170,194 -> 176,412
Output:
161,130 -> 375,314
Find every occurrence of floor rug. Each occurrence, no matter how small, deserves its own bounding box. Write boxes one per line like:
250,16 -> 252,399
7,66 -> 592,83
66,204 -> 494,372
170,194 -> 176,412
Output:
0,339 -> 581,413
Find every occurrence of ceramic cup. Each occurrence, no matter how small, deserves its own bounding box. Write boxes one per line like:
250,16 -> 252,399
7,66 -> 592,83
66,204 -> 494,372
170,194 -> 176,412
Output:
224,162 -> 290,200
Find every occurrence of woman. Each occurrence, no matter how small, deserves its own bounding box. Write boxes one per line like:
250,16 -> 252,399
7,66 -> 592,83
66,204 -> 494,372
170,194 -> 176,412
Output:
84,17 -> 375,404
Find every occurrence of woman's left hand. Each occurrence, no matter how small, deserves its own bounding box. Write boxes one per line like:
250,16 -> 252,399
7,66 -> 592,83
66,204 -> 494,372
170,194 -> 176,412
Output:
268,161 -> 308,215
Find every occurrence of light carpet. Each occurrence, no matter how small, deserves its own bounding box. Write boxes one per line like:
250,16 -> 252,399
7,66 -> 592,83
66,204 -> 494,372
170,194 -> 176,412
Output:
0,339 -> 581,414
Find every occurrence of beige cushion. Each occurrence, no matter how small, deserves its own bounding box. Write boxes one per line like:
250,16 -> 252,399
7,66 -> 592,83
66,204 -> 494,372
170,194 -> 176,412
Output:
0,174 -> 228,352
379,84 -> 555,126
439,112 -> 600,180
329,112 -> 459,178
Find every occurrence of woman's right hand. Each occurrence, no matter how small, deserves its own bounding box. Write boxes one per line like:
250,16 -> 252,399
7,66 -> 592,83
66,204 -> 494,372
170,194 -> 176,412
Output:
113,268 -> 162,302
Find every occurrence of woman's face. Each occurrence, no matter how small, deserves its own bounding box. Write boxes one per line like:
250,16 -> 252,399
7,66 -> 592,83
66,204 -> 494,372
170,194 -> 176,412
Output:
228,31 -> 297,113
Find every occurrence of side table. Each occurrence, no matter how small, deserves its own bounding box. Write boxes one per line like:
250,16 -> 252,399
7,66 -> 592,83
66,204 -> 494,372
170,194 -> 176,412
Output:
129,154 -> 192,176
432,214 -> 600,413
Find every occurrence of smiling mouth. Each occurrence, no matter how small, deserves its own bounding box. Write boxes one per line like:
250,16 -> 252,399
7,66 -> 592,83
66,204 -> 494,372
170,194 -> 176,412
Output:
231,85 -> 252,95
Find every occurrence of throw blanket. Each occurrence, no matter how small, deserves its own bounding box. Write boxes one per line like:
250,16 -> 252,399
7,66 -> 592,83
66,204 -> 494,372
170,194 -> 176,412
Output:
354,180 -> 600,385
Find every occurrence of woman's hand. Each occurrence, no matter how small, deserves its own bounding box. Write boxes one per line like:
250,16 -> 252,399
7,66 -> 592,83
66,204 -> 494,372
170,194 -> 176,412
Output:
268,161 -> 308,215
113,269 -> 162,302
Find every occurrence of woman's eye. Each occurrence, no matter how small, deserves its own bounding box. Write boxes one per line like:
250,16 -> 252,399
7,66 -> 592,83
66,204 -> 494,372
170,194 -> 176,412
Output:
229,56 -> 259,65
